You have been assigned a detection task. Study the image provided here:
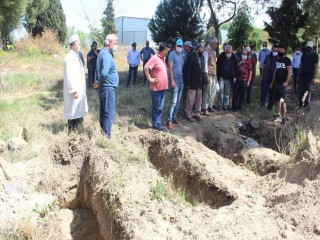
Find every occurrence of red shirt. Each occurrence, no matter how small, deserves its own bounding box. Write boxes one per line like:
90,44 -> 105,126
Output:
145,53 -> 168,91
236,58 -> 252,82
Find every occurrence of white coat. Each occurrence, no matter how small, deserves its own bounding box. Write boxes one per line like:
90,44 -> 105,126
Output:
63,50 -> 88,119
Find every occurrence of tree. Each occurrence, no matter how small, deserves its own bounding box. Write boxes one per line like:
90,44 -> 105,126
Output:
31,0 -> 67,43
303,0 -> 320,51
0,0 -> 28,43
264,0 -> 307,52
24,0 -> 49,33
101,0 -> 117,38
149,0 -> 204,44
227,6 -> 253,50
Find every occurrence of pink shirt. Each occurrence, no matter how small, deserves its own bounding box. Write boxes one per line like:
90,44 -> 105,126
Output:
145,53 -> 168,91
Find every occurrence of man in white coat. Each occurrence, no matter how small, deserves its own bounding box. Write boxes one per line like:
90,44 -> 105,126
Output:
63,34 -> 88,133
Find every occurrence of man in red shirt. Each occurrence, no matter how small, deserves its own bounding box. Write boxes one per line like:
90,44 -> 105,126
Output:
232,48 -> 252,112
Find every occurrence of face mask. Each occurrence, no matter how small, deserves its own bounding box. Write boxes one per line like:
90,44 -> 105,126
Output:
306,46 -> 312,53
241,55 -> 247,60
176,47 -> 182,53
226,53 -> 231,58
263,47 -> 267,50
278,52 -> 285,57
112,44 -> 118,52
296,51 -> 301,54
272,51 -> 278,57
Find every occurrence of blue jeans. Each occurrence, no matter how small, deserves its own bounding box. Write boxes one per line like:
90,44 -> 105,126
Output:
99,88 -> 115,138
151,90 -> 165,129
292,67 -> 299,94
167,81 -> 184,123
218,77 -> 231,109
126,65 -> 138,86
260,79 -> 274,109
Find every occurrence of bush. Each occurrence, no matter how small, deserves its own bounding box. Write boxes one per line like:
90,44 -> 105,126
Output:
15,29 -> 63,56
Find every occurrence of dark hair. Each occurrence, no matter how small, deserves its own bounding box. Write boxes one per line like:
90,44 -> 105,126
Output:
278,43 -> 285,49
272,44 -> 279,48
158,43 -> 168,52
194,43 -> 204,50
263,41 -> 267,44
92,41 -> 97,45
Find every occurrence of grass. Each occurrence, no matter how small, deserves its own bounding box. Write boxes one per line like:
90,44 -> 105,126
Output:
150,179 -> 166,201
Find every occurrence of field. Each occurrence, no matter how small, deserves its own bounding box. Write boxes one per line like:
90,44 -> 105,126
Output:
1,44 -> 320,240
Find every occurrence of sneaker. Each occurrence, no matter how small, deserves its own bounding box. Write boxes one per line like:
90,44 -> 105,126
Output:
273,115 -> 282,123
172,119 -> 180,124
166,122 -> 174,130
194,116 -> 201,121
157,126 -> 168,132
281,117 -> 286,126
202,109 -> 210,116
187,118 -> 194,123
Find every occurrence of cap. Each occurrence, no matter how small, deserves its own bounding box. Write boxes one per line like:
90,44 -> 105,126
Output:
184,41 -> 193,48
246,47 -> 251,52
68,34 -> 79,44
306,41 -> 314,47
176,39 -> 183,46
132,42 -> 137,46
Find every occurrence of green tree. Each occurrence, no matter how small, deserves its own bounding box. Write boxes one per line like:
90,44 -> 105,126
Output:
101,0 -> 117,38
31,0 -> 67,43
227,6 -> 253,50
149,0 -> 204,44
247,27 -> 268,51
264,0 -> 307,51
303,0 -> 320,51
24,0 -> 49,33
0,0 -> 28,41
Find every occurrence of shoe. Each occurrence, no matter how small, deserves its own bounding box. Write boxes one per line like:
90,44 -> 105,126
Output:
273,115 -> 282,123
222,107 -> 227,111
281,117 -> 286,126
194,116 -> 201,121
157,126 -> 168,132
208,107 -> 214,112
172,119 -> 180,124
218,107 -> 222,111
187,118 -> 194,123
202,109 -> 210,116
166,123 -> 174,130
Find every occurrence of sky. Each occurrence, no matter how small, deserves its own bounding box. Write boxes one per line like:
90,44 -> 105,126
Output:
60,0 -> 268,33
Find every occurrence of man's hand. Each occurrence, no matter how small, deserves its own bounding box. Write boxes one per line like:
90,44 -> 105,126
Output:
246,81 -> 250,87
283,82 -> 288,88
170,80 -> 175,89
233,78 -> 236,83
149,77 -> 158,84
92,82 -> 99,89
311,78 -> 316,85
73,92 -> 79,99
269,83 -> 273,89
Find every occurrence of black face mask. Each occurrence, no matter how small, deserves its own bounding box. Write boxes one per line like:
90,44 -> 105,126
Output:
198,51 -> 203,57
278,52 -> 285,57
306,46 -> 312,53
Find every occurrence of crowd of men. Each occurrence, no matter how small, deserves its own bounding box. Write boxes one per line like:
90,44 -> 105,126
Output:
63,34 -> 318,136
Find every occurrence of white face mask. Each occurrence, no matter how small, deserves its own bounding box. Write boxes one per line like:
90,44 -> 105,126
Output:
112,44 -> 118,52
272,51 -> 278,57
241,55 -> 247,60
226,53 -> 231,58
263,47 -> 267,50
296,51 -> 301,54
176,47 -> 182,53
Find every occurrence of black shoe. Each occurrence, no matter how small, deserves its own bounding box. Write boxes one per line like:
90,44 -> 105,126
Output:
222,107 -> 227,111
187,118 -> 194,123
218,107 -> 221,111
157,126 -> 168,132
193,116 -> 201,121
281,118 -> 286,126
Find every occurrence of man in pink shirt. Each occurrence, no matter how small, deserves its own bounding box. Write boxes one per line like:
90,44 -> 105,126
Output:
144,43 -> 169,131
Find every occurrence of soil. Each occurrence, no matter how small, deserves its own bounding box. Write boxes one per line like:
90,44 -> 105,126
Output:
1,102 -> 320,239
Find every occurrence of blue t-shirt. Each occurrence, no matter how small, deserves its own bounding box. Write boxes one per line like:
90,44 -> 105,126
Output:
168,50 -> 185,83
87,50 -> 99,70
96,48 -> 119,90
140,47 -> 155,62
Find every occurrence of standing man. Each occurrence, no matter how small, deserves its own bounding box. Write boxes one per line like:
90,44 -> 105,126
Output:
298,41 -> 319,108
291,47 -> 302,95
140,40 -> 155,86
260,44 -> 279,110
245,46 -> 255,105
94,34 -> 119,138
217,45 -> 237,111
63,34 -> 88,133
87,41 -> 99,88
258,41 -> 271,76
126,42 -> 140,87
166,39 -> 185,130
232,48 -> 252,112
185,43 -> 205,122
269,44 -> 291,126
202,37 -> 218,115
144,43 -> 169,132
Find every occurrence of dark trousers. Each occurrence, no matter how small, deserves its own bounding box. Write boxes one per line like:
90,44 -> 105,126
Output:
245,83 -> 252,104
99,88 -> 115,138
292,67 -> 299,94
298,79 -> 312,107
143,60 -> 148,85
88,69 -> 96,88
68,118 -> 83,133
260,80 -> 274,110
232,81 -> 246,111
126,65 -> 138,86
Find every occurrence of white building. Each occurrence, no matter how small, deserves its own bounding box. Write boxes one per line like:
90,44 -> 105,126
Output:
115,16 -> 155,46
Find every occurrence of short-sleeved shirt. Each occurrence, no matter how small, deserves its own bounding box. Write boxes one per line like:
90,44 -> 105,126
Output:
236,58 -> 252,82
274,57 -> 291,84
300,52 -> 319,79
87,50 -> 98,70
145,53 -> 168,91
140,47 -> 155,62
168,50 -> 185,83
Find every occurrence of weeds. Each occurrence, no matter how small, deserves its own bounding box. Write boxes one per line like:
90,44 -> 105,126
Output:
150,179 -> 166,201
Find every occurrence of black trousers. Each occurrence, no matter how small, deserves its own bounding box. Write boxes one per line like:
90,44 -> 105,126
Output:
298,79 -> 312,107
68,118 -> 83,133
232,81 -> 246,111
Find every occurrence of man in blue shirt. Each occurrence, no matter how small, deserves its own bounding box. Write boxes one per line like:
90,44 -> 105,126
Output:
140,40 -> 155,86
87,41 -> 99,88
258,41 -> 271,76
94,34 -> 119,138
126,42 -> 140,87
